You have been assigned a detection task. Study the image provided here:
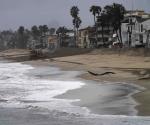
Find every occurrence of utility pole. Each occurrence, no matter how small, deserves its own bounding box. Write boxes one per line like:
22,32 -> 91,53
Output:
128,0 -> 134,47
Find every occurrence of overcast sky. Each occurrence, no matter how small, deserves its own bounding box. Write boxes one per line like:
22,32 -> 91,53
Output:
0,0 -> 150,30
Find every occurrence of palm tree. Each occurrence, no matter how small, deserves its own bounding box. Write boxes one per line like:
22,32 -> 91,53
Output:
112,3 -> 125,44
49,28 -> 56,35
90,6 -> 101,47
90,6 -> 102,25
42,25 -> 49,35
97,11 -> 108,45
39,25 -> 44,36
56,27 -> 68,46
104,3 -> 126,44
70,6 -> 79,34
73,17 -> 82,43
18,26 -> 24,36
31,25 -> 40,39
70,6 -> 79,19
38,25 -> 49,36
90,6 -> 97,24
18,26 -> 25,48
73,17 -> 82,31
71,6 -> 79,32
70,6 -> 81,46
104,5 -> 112,31
56,27 -> 67,35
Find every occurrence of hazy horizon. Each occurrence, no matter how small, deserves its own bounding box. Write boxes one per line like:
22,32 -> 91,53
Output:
0,0 -> 150,31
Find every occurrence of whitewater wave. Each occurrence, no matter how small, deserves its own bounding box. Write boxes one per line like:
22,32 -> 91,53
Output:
0,62 -> 90,115
0,61 -> 150,125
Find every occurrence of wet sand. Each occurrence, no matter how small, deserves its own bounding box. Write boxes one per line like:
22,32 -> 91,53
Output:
1,49 -> 150,116
47,52 -> 150,116
57,81 -> 142,116
26,60 -> 145,116
26,51 -> 150,116
133,80 -> 150,116
0,58 -> 150,125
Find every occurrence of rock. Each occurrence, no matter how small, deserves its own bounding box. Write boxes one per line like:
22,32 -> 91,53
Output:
144,74 -> 150,78
45,59 -> 49,61
138,74 -> 150,80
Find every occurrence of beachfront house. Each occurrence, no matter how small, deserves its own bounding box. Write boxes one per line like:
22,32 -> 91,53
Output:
46,35 -> 58,53
78,27 -> 97,48
125,10 -> 150,19
64,30 -> 75,47
78,28 -> 89,48
78,27 -> 90,48
27,35 -> 46,50
121,10 -> 150,47
57,30 -> 75,47
28,34 -> 59,52
0,31 -> 15,49
122,15 -> 150,47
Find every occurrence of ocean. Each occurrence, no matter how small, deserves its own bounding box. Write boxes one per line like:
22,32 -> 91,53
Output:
0,61 -> 150,125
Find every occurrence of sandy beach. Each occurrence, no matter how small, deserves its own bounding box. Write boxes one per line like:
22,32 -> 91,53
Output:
0,48 -> 150,116
0,49 -> 150,125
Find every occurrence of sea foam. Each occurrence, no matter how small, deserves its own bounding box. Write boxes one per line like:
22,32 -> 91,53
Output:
0,62 -> 150,125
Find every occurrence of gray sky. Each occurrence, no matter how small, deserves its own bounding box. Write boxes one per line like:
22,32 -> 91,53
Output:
0,0 -> 150,30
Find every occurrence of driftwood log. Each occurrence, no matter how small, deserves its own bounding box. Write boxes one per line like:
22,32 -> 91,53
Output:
88,71 -> 116,76
138,76 -> 150,80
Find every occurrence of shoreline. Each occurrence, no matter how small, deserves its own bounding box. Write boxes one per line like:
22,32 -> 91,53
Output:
1,49 -> 150,116
31,57 -> 150,116
57,78 -> 142,116
25,59 -> 149,116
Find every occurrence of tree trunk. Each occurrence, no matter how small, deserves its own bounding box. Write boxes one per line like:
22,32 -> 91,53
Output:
115,30 -> 121,43
74,25 -> 76,47
77,28 -> 79,48
119,23 -> 122,44
93,15 -> 98,47
102,26 -> 104,46
94,16 -> 96,26
113,25 -> 121,43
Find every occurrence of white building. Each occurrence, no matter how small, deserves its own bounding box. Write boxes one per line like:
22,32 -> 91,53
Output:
142,19 -> 150,47
125,10 -> 150,19
122,15 -> 150,47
